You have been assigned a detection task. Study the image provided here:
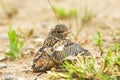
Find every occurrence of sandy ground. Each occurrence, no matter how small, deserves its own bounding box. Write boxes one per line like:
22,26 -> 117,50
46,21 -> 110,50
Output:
0,0 -> 120,80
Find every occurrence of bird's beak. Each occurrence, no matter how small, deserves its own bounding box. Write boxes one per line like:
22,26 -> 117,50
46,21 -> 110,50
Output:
63,30 -> 71,35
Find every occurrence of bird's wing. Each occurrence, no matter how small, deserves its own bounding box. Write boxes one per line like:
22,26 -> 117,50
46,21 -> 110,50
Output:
52,42 -> 90,62
64,42 -> 90,56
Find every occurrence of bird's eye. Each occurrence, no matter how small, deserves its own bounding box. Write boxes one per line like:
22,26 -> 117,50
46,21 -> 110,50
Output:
57,31 -> 61,33
57,30 -> 64,33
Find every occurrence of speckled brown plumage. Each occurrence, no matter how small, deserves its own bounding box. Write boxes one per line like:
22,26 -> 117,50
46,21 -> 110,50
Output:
32,24 -> 90,72
34,24 -> 70,56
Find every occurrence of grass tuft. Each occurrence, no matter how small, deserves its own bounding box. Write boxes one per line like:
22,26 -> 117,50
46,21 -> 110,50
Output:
49,51 -> 119,80
93,32 -> 102,46
81,7 -> 95,25
53,6 -> 77,19
0,2 -> 17,19
5,26 -> 24,59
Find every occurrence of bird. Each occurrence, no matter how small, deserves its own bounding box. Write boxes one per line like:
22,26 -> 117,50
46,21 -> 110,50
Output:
32,24 -> 70,71
32,41 -> 90,72
32,24 -> 90,72
37,24 -> 70,54
33,24 -> 70,62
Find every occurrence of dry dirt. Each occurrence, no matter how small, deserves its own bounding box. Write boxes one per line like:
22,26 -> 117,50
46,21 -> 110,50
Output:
0,0 -> 120,80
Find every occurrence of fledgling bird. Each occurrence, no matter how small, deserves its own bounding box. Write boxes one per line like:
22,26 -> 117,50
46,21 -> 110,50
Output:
40,24 -> 69,50
32,24 -> 70,71
32,41 -> 90,72
33,24 -> 70,60
32,24 -> 90,72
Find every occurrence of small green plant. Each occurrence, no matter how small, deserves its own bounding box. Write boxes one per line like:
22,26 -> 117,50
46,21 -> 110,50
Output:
102,49 -> 114,72
81,7 -> 95,25
0,2 -> 17,18
114,43 -> 120,66
114,52 -> 120,66
53,6 -> 77,19
48,0 -> 77,20
5,27 -> 24,59
93,32 -> 102,46
49,42 -> 120,80
114,43 -> 120,53
49,54 -> 118,80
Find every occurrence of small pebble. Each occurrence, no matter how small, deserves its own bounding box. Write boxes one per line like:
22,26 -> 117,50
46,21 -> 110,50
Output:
0,33 -> 8,39
0,63 -> 7,69
35,78 -> 42,80
41,22 -> 48,28
34,38 -> 44,43
2,74 -> 25,80
18,77 -> 25,80
0,56 -> 7,62
2,74 -> 17,80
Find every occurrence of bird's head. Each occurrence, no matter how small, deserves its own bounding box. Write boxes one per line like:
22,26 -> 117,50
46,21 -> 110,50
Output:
50,24 -> 70,39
